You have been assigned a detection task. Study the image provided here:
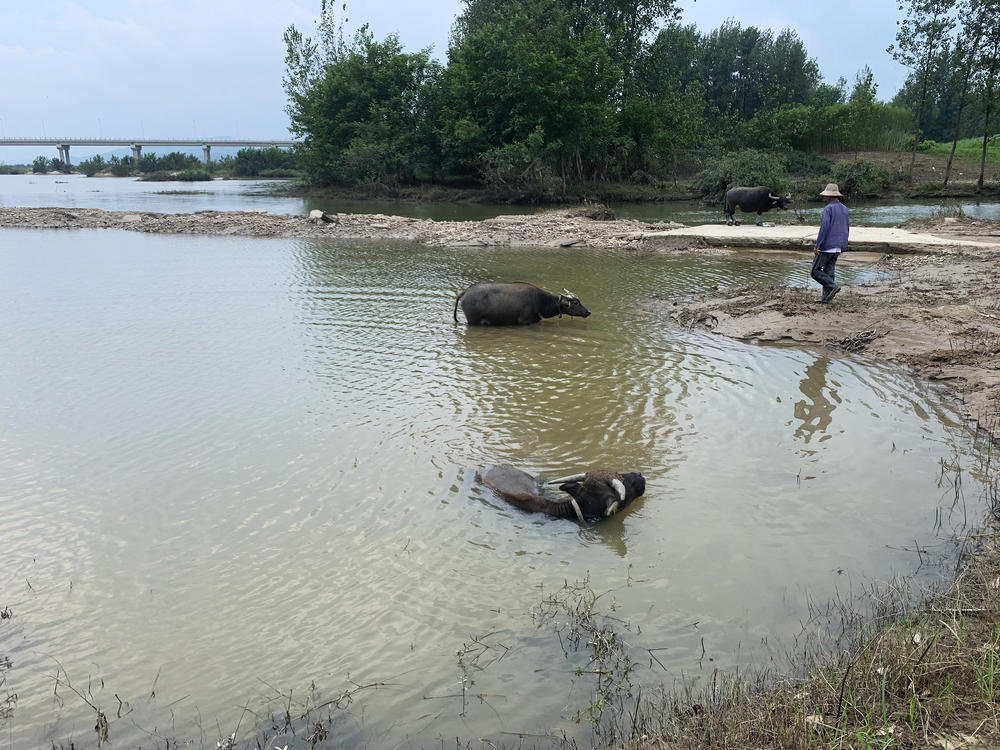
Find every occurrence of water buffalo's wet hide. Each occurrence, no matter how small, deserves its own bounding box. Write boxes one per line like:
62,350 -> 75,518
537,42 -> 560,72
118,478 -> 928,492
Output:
454,282 -> 590,326
723,186 -> 790,226
477,465 -> 646,522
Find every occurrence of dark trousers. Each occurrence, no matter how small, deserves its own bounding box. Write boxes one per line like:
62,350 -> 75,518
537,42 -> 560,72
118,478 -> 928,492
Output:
811,251 -> 840,296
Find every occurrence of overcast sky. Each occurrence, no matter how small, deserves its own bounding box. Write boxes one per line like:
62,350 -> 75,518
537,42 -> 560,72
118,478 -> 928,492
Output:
1,0 -> 910,162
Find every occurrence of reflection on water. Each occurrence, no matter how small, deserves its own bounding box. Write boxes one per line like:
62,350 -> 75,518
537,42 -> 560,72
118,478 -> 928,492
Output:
0,229 -> 992,748
793,355 -> 840,446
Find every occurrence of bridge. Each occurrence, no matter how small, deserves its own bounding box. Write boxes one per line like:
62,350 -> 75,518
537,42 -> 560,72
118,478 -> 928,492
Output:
0,138 -> 300,165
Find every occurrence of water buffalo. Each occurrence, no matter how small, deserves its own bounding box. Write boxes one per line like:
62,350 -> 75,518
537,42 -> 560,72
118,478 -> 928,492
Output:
454,282 -> 590,326
723,186 -> 791,226
477,465 -> 646,522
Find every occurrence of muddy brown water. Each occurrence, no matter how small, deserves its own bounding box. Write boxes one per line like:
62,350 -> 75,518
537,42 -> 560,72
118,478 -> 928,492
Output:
0,227 -> 992,748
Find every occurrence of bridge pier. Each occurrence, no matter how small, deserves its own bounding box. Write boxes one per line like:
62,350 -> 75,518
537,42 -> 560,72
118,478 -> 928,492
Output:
58,144 -> 71,166
131,144 -> 142,161
202,144 -> 211,163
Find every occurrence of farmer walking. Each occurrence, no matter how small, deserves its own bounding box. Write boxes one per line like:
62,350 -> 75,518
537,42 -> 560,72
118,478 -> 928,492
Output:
812,183 -> 849,303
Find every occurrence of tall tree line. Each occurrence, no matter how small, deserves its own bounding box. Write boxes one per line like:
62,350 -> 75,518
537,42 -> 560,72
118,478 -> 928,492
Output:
283,0 -> 913,193
890,0 -> 1000,185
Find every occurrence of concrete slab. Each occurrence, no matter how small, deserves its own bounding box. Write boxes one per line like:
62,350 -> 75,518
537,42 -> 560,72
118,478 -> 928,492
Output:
643,224 -> 1000,254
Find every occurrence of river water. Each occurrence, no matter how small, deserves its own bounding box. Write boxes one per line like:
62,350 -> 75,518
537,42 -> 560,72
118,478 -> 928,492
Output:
0,176 -> 994,748
3,172 -> 1000,225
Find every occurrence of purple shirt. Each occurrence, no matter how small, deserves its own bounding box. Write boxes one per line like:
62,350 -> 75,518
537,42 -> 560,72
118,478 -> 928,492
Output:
815,200 -> 849,251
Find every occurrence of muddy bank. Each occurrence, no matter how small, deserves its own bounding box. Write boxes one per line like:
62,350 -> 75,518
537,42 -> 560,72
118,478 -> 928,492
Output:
0,205 -> 682,250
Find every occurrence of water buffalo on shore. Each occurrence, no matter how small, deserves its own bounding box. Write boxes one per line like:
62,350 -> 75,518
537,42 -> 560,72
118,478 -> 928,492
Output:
454,281 -> 590,326
723,186 -> 791,226
477,465 -> 646,522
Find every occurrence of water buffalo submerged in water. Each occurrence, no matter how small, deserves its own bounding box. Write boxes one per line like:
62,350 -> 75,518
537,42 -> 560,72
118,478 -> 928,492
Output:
454,281 -> 590,326
724,186 -> 791,226
477,465 -> 646,522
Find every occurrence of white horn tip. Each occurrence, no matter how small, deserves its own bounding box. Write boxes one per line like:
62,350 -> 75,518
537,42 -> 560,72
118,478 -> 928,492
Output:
611,478 -> 626,502
549,473 -> 586,485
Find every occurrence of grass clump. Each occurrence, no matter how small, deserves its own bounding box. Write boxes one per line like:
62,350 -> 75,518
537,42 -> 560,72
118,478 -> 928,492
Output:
919,137 -> 1000,165
1,606 -> 13,727
626,505 -> 1000,749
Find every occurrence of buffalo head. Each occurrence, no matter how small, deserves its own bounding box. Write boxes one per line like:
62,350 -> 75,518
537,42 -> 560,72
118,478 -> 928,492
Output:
558,289 -> 591,318
548,470 -> 646,520
769,192 -> 791,210
479,465 -> 646,522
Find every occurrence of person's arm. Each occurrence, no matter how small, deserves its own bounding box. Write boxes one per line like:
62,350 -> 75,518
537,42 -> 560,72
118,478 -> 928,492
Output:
814,206 -> 830,253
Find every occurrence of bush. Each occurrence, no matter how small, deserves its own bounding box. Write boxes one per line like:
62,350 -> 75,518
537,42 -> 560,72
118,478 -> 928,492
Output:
174,170 -> 213,181
79,155 -> 106,177
829,159 -> 891,198
479,128 -> 561,202
784,150 -> 832,177
109,155 -> 134,177
336,139 -> 401,189
695,149 -> 788,201
231,147 -> 296,177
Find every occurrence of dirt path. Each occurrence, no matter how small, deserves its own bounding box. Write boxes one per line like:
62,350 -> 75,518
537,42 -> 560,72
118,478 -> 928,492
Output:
645,221 -> 1000,253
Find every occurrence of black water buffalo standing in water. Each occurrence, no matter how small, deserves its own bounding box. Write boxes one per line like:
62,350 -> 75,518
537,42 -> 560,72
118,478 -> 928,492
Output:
723,186 -> 791,225
477,465 -> 646,522
454,281 -> 590,326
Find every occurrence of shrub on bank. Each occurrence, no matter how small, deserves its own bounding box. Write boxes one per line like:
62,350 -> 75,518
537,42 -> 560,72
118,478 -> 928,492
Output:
829,159 -> 891,199
479,129 -> 562,203
139,170 -> 213,182
79,155 -> 106,177
695,149 -> 789,201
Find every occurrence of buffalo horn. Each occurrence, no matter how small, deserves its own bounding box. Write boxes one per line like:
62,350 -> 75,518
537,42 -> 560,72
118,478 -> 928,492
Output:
605,501 -> 619,517
549,473 -> 586,484
562,289 -> 578,299
610,477 -> 626,502
768,193 -> 779,200
569,498 -> 586,524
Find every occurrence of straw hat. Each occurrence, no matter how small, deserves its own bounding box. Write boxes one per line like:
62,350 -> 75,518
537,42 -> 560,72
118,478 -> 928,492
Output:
819,183 -> 843,197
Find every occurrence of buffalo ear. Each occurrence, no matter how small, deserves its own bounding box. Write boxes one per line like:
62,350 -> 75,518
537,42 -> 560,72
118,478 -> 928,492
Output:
558,481 -> 582,499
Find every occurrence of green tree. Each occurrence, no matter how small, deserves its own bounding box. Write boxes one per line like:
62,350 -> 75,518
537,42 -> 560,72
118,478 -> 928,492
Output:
442,0 -> 621,183
79,154 -> 106,176
888,0 -> 957,179
696,21 -> 819,123
32,155 -> 49,173
284,18 -> 441,187
969,0 -> 1000,187
942,0 -> 987,183
108,155 -> 134,176
847,66 -> 879,156
138,153 -> 160,172
230,147 -> 295,177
